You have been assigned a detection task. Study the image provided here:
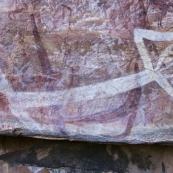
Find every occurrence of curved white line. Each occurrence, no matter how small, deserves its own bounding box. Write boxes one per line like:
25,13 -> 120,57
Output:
0,28 -> 172,115
8,70 -> 153,109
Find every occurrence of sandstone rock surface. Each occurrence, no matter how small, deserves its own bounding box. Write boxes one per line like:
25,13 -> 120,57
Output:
0,136 -> 172,173
0,0 -> 173,143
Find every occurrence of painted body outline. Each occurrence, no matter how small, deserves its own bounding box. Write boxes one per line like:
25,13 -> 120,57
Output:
1,28 -> 173,135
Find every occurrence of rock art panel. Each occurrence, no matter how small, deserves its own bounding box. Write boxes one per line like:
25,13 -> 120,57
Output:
1,0 -> 173,143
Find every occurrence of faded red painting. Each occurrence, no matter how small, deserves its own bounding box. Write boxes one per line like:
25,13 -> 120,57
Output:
0,0 -> 173,143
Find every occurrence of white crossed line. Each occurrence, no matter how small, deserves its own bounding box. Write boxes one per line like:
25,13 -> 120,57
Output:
0,28 -> 173,129
134,28 -> 173,98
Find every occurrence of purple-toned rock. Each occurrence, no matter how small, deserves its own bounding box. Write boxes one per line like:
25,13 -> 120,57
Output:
0,0 -> 173,143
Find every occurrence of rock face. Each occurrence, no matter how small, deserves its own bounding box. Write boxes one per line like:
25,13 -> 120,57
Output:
0,136 -> 173,173
1,0 -> 173,143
